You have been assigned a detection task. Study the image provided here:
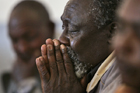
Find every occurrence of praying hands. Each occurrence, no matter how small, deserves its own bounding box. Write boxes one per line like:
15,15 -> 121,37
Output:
36,39 -> 86,93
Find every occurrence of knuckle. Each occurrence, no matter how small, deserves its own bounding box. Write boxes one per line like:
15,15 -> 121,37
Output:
58,64 -> 65,71
49,63 -> 57,69
65,60 -> 71,64
67,74 -> 76,83
41,70 -> 48,77
55,45 -> 60,51
48,50 -> 54,56
39,64 -> 46,72
36,57 -> 44,67
56,59 -> 63,63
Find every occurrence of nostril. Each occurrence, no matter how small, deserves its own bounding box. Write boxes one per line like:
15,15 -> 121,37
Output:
18,45 -> 28,53
119,45 -> 133,57
59,35 -> 70,46
17,40 -> 29,53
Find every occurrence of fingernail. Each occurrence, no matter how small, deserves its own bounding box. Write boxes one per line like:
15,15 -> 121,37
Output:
48,45 -> 52,50
36,58 -> 39,62
54,40 -> 59,46
60,44 -> 65,53
46,38 -> 52,43
39,57 -> 43,62
41,44 -> 46,50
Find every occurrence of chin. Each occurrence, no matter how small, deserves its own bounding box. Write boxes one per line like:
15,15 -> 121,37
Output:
66,46 -> 93,79
18,54 -> 31,62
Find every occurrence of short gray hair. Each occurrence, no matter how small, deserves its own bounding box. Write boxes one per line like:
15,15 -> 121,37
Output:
89,0 -> 121,29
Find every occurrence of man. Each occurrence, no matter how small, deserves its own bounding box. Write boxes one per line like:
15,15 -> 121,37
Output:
113,0 -> 140,93
2,1 -> 55,93
36,0 -> 121,93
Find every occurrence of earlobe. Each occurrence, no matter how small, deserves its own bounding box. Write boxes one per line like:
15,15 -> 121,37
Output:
107,22 -> 118,44
109,22 -> 118,34
49,21 -> 55,38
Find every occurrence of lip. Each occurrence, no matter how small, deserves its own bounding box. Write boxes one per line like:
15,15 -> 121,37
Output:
18,53 -> 32,61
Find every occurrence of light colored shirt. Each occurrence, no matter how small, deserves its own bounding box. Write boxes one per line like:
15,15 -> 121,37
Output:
86,52 -> 120,93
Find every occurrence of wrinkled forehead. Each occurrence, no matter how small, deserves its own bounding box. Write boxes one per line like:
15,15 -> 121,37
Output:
118,0 -> 140,22
64,0 -> 89,13
61,0 -> 95,23
66,0 -> 94,11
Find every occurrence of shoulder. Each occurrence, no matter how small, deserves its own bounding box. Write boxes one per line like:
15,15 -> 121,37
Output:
97,60 -> 122,93
2,72 -> 11,93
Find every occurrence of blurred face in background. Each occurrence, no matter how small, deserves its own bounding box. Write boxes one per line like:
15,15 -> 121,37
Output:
114,0 -> 140,89
9,9 -> 54,62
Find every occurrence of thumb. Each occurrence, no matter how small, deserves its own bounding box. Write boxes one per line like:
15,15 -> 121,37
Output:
81,75 -> 88,90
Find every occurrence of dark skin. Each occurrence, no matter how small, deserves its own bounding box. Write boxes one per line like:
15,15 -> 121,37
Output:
9,8 -> 54,82
37,39 -> 85,93
114,0 -> 140,92
36,0 -> 115,93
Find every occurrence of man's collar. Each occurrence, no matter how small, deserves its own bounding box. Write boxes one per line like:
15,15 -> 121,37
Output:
86,51 -> 115,93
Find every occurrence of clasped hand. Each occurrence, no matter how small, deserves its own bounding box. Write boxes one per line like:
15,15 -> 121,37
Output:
36,39 -> 86,93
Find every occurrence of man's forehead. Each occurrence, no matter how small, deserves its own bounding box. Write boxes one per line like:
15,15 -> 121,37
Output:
118,0 -> 140,22
62,0 -> 92,19
10,10 -> 41,27
65,0 -> 82,11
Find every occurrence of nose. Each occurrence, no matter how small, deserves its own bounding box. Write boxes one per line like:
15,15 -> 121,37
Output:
59,31 -> 70,46
17,39 -> 29,54
114,30 -> 135,56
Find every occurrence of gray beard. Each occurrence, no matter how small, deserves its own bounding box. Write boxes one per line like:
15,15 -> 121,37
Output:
66,46 -> 92,79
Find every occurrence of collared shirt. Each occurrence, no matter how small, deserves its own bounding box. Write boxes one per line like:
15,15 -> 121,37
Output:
86,52 -> 121,93
7,77 -> 42,93
2,73 -> 42,93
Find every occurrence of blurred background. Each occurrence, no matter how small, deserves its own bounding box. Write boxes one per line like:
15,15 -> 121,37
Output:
0,0 -> 68,92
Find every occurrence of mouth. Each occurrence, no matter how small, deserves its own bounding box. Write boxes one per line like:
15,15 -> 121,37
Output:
18,53 -> 31,61
17,50 -> 40,62
66,46 -> 92,79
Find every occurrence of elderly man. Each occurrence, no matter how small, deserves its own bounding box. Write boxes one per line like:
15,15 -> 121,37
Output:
2,1 -> 55,93
114,0 -> 140,93
36,0 -> 121,93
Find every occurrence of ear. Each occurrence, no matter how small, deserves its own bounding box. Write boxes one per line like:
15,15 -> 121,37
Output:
48,21 -> 55,38
106,22 -> 118,44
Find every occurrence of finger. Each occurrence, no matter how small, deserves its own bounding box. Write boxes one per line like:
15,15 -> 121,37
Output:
81,75 -> 88,89
46,38 -> 54,45
47,44 -> 58,78
60,44 -> 75,76
41,44 -> 47,56
41,45 -> 49,71
53,39 -> 66,76
36,56 -> 50,82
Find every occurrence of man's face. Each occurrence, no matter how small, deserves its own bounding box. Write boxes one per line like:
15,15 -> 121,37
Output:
9,10 -> 52,62
114,0 -> 140,89
59,0 -> 111,78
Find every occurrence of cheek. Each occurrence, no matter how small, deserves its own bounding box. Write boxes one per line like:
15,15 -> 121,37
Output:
69,35 -> 92,60
30,37 -> 45,50
70,36 -> 83,53
13,44 -> 18,52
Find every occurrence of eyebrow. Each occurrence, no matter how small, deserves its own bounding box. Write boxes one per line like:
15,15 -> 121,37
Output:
64,16 -> 81,27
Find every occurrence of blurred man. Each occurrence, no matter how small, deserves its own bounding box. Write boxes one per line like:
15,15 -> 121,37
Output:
2,1 -> 55,93
36,0 -> 121,93
114,0 -> 140,93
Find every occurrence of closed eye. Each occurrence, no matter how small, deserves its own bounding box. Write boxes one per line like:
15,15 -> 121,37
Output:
68,30 -> 79,32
